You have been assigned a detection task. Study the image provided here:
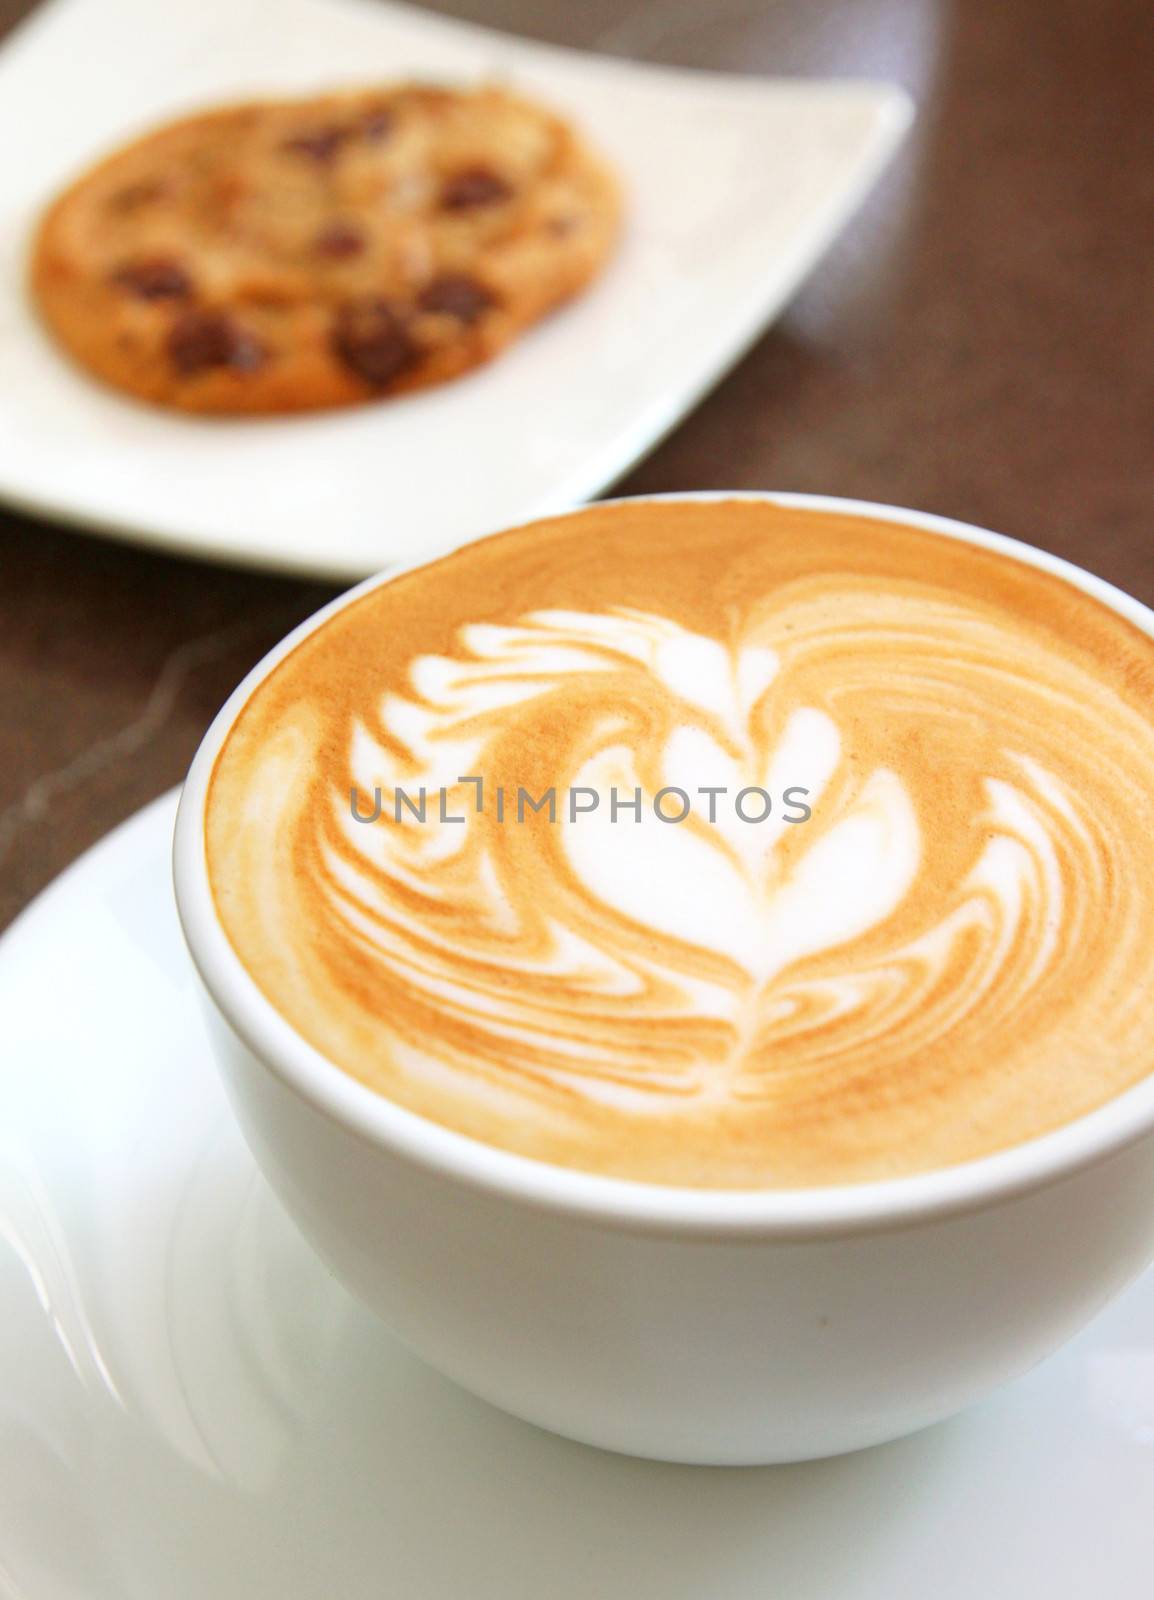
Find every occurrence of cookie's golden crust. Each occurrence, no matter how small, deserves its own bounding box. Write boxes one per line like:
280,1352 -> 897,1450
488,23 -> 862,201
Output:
30,85 -> 621,415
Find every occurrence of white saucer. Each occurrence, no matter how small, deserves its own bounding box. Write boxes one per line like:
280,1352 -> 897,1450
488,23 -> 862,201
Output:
0,0 -> 909,578
2,791 -> 1152,1597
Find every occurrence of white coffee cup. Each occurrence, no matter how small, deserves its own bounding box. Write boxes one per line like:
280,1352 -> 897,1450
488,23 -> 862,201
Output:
173,494 -> 1154,1465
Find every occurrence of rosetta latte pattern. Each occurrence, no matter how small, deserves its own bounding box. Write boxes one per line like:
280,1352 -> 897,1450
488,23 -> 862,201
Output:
207,502 -> 1154,1186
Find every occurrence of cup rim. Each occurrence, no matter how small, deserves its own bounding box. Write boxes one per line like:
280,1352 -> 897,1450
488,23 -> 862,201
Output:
173,491 -> 1154,1239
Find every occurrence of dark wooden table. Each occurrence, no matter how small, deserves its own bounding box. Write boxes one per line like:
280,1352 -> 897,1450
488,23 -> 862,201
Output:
1,0 -> 1151,931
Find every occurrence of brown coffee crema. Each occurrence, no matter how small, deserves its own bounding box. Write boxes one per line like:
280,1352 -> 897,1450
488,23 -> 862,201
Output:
206,501 -> 1154,1187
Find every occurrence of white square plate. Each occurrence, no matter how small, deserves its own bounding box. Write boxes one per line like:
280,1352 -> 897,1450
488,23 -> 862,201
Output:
0,0 -> 910,578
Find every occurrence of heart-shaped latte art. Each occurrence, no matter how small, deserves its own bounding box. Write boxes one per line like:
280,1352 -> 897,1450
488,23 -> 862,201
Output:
207,502 -> 1154,1184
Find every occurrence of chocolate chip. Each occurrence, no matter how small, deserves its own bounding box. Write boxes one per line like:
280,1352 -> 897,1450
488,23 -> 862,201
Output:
111,257 -> 193,300
439,167 -> 512,211
281,124 -> 348,163
417,273 -> 495,324
167,311 -> 267,375
331,298 -> 416,387
313,219 -> 366,259
360,106 -> 395,142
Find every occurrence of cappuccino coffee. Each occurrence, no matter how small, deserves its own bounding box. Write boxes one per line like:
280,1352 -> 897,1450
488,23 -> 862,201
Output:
206,500 -> 1154,1187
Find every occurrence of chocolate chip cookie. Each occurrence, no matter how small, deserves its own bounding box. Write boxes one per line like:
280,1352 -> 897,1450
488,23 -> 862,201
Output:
30,84 -> 621,414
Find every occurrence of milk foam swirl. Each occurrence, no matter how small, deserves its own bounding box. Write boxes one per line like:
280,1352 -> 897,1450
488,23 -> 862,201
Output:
207,502 -> 1154,1186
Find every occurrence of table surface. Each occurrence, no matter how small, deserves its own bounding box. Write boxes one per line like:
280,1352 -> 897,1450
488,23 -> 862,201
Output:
1,0 -> 1151,932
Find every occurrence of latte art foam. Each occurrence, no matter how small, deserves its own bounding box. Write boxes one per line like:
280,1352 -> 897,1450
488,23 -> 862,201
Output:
207,501 -> 1154,1186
